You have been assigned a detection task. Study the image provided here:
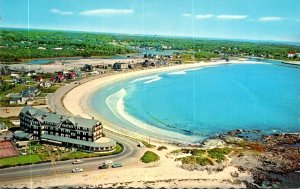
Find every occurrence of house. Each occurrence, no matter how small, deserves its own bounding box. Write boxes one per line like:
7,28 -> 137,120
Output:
53,47 -> 63,50
55,73 -> 66,83
9,94 -> 22,104
83,64 -> 94,72
20,87 -> 41,104
142,60 -> 150,67
36,76 -> 43,82
68,72 -> 77,79
10,73 -> 19,79
0,123 -> 8,133
113,63 -> 129,70
18,106 -> 116,152
49,77 -> 56,83
40,81 -> 51,88
288,52 -> 297,58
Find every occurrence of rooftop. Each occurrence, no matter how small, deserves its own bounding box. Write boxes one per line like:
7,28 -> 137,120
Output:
20,106 -> 100,129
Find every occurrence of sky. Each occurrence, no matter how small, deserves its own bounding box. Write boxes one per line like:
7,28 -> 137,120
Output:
1,0 -> 300,42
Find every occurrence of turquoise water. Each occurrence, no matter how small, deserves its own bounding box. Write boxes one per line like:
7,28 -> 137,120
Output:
91,62 -> 300,143
27,59 -> 54,65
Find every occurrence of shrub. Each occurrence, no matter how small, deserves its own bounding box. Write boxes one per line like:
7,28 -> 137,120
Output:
179,156 -> 212,166
140,151 -> 160,163
207,148 -> 231,161
157,146 -> 168,151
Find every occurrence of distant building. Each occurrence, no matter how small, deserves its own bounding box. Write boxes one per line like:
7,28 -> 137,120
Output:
83,64 -> 94,72
36,76 -> 43,82
288,52 -> 297,58
17,106 -> 116,152
40,81 -> 52,88
113,63 -> 129,70
20,87 -> 41,104
68,72 -> 77,79
55,73 -> 66,83
9,87 -> 41,105
9,94 -> 21,104
10,73 -> 19,79
53,47 -> 63,50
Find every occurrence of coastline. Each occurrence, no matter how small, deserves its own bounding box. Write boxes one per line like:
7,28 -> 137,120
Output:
63,59 -> 249,144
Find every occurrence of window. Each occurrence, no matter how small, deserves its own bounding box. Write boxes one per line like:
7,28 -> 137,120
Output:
77,136 -> 80,140
61,134 -> 64,137
83,137 -> 86,141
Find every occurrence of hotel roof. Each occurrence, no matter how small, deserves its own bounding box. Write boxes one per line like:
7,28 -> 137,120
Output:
20,106 -> 99,129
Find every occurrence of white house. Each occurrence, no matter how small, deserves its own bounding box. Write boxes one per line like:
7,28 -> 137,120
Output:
288,52 -> 297,58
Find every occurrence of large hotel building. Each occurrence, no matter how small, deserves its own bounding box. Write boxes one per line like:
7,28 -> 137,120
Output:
17,106 -> 116,152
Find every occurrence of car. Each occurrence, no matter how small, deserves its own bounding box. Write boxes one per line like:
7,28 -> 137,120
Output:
98,163 -> 109,169
111,162 -> 123,168
72,168 -> 83,173
72,159 -> 83,164
137,142 -> 144,147
105,160 -> 113,165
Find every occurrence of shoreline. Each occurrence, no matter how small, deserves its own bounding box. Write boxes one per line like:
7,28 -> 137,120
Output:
63,59 -> 249,145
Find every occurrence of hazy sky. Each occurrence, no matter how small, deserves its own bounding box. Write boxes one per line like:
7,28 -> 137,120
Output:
1,0 -> 300,42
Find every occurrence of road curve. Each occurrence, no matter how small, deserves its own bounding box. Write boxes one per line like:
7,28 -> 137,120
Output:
0,74 -> 143,182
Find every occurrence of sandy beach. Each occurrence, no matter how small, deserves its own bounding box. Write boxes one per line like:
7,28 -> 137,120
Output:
63,59 -> 249,143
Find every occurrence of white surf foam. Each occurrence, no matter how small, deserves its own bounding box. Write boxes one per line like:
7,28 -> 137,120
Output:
167,71 -> 187,75
241,61 -> 272,65
105,88 -> 198,142
143,76 -> 162,84
130,75 -> 160,83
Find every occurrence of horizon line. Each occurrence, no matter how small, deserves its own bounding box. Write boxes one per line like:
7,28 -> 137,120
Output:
1,26 -> 300,45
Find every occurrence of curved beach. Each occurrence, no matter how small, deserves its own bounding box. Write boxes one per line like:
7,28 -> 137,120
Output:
63,60 -> 246,143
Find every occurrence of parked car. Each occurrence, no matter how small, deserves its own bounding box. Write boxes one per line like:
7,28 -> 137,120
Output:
105,160 -> 113,165
72,168 -> 83,173
98,163 -> 109,169
112,162 -> 123,168
72,159 -> 83,164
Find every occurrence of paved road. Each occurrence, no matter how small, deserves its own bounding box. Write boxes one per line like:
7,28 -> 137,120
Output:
0,74 -> 143,182
0,133 -> 141,181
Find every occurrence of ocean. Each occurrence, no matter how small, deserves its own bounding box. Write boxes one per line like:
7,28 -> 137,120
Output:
90,61 -> 300,143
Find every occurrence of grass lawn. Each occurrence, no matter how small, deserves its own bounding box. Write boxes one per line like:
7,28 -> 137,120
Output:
40,85 -> 61,93
0,155 -> 42,166
0,117 -> 17,128
140,151 -> 160,163
0,143 -> 124,167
